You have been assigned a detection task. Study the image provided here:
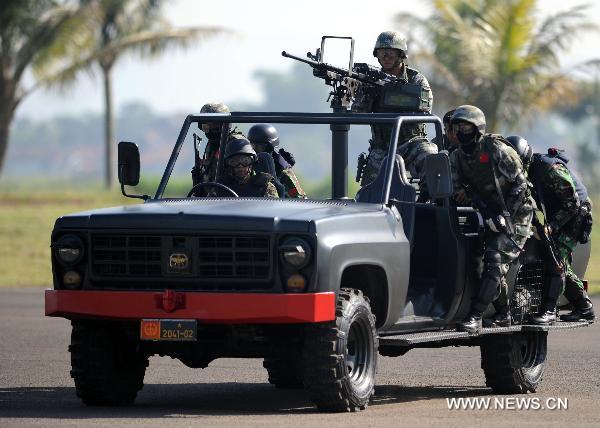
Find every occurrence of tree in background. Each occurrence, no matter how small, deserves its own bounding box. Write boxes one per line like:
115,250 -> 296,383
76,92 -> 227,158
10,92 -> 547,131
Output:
0,0 -> 84,178
396,0 -> 598,131
43,0 -> 226,189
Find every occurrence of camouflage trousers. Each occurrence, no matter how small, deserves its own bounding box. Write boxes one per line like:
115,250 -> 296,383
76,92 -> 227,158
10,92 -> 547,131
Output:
557,233 -> 584,292
360,137 -> 438,187
478,202 -> 534,312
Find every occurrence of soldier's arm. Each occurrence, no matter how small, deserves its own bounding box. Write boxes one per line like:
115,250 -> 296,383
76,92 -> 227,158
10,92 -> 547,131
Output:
494,144 -> 528,213
281,169 -> 307,198
544,164 -> 581,231
449,150 -> 469,204
265,181 -> 280,198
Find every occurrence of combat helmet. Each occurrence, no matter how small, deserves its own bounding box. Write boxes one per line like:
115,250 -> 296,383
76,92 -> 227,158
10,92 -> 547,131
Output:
506,135 -> 533,166
200,102 -> 230,114
224,137 -> 257,162
373,31 -> 408,57
248,124 -> 280,149
451,105 -> 486,134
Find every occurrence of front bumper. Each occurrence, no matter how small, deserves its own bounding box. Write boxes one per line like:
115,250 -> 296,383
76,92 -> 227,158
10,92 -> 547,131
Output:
45,289 -> 335,324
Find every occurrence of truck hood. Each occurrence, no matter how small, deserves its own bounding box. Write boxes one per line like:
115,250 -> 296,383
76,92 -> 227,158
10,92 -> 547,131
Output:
55,198 -> 384,233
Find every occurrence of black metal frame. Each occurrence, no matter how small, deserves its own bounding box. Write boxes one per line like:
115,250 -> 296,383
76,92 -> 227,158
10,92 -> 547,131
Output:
154,112 -> 444,202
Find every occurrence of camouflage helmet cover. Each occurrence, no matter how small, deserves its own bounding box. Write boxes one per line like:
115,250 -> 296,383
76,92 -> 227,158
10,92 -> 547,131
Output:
200,102 -> 230,114
451,105 -> 486,134
224,137 -> 257,161
373,31 -> 408,57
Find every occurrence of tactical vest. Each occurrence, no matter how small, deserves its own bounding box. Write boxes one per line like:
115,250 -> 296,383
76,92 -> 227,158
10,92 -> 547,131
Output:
530,154 -> 589,215
456,134 -> 521,213
220,172 -> 273,197
370,67 -> 432,149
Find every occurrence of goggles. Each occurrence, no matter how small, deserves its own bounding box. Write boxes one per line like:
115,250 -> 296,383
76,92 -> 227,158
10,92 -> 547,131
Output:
451,122 -> 476,134
227,156 -> 254,168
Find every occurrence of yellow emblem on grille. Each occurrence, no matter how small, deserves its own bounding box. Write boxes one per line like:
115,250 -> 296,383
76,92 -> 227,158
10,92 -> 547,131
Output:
169,253 -> 189,270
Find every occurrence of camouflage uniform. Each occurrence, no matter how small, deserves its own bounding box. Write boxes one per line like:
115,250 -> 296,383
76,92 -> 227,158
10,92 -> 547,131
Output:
528,154 -> 594,320
352,32 -> 435,186
248,124 -> 307,198
451,134 -> 534,314
220,171 -> 279,198
193,102 -> 245,184
199,128 -> 245,183
450,105 -> 533,332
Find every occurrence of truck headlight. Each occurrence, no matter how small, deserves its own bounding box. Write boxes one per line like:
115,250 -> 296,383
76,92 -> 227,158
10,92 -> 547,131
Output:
54,234 -> 84,266
279,238 -> 311,269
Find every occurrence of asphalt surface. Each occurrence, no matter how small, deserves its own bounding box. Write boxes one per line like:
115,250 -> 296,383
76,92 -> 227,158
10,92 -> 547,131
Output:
1,289 -> 599,427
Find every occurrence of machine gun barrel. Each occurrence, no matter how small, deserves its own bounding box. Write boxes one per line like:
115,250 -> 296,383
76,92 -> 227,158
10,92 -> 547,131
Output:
281,51 -> 380,86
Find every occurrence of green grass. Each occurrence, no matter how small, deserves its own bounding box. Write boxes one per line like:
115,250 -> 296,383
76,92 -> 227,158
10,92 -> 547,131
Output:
0,190 -> 137,287
1,188 -> 598,294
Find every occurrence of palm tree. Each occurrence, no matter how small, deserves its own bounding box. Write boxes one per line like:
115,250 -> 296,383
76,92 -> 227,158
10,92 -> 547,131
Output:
0,0 -> 83,177
43,0 -> 227,188
396,0 -> 598,131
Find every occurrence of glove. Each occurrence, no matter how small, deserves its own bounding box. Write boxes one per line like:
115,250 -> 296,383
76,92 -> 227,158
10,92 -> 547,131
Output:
485,215 -> 506,233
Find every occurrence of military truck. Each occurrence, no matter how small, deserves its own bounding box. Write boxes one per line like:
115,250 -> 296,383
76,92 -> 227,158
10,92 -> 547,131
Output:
45,111 -> 591,412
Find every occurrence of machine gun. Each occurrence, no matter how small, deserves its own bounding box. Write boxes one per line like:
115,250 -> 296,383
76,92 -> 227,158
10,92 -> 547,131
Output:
282,36 -> 396,110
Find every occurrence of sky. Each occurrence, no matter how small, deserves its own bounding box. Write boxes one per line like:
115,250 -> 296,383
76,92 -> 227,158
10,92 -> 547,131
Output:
16,0 -> 600,120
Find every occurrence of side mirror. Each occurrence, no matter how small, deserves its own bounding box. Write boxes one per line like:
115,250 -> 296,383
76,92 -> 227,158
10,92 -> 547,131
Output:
118,141 -> 140,186
424,152 -> 453,200
118,142 -> 148,200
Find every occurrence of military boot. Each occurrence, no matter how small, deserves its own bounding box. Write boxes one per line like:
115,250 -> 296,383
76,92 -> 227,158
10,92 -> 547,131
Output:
457,310 -> 483,334
530,273 -> 563,325
560,296 -> 595,322
561,284 -> 595,322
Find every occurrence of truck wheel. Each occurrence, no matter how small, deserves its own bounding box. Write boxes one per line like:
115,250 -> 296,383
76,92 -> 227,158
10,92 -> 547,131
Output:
69,321 -> 148,405
480,331 -> 547,393
263,354 -> 303,389
303,289 -> 378,412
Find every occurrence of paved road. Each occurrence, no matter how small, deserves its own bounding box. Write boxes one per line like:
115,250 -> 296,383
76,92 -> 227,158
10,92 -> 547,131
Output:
1,289 -> 599,427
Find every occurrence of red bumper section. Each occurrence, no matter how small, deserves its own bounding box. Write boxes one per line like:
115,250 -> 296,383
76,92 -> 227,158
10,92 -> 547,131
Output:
45,289 -> 336,324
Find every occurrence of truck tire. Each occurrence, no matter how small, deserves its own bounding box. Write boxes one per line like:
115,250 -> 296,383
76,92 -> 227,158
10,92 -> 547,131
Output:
480,331 -> 547,393
263,354 -> 303,389
303,289 -> 378,412
69,321 -> 148,405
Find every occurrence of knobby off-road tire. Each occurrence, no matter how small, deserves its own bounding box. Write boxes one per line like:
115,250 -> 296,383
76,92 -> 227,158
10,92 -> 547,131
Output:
480,331 -> 547,393
69,321 -> 149,405
303,289 -> 378,412
263,353 -> 304,389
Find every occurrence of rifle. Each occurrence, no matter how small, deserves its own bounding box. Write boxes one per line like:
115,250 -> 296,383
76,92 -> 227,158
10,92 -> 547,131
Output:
531,215 -> 564,274
191,133 -> 205,186
356,152 -> 367,183
464,186 -> 525,251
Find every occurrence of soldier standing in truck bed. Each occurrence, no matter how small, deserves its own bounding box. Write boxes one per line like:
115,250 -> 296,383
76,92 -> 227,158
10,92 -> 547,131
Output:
449,105 -> 534,334
352,31 -> 437,190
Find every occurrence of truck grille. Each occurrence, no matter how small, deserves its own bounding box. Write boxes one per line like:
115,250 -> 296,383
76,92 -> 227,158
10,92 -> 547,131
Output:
92,235 -> 162,276
91,234 -> 271,284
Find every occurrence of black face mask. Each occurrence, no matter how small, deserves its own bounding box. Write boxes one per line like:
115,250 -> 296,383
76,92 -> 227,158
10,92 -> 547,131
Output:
457,131 -> 477,153
205,128 -> 221,140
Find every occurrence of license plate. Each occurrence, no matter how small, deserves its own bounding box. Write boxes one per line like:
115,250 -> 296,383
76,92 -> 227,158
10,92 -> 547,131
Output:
140,319 -> 197,341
